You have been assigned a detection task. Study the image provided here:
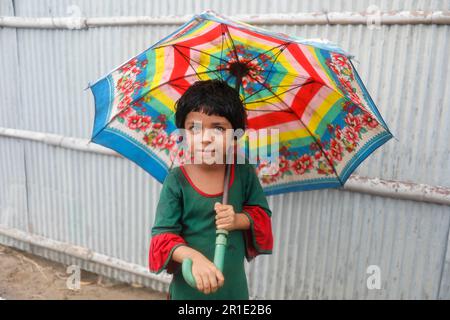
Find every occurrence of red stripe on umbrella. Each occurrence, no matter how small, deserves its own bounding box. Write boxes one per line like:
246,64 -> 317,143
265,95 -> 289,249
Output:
170,45 -> 192,94
287,43 -> 326,84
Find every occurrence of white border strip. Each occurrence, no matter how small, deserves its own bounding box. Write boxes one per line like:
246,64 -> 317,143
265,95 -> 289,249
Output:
1,127 -> 448,205
0,11 -> 449,29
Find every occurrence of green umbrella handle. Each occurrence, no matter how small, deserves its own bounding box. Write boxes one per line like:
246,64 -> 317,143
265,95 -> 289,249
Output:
181,257 -> 196,288
213,229 -> 229,270
182,229 -> 229,288
182,161 -> 232,289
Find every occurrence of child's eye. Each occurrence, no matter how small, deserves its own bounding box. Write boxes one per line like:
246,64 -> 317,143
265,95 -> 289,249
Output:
214,126 -> 225,133
189,125 -> 202,133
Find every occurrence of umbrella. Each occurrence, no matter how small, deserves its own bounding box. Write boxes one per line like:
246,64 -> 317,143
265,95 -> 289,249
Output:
87,9 -> 393,289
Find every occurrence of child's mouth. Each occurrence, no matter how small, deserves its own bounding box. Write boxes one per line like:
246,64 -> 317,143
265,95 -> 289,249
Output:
196,149 -> 215,153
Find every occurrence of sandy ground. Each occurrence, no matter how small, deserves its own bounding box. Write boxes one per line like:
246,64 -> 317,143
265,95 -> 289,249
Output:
0,244 -> 167,300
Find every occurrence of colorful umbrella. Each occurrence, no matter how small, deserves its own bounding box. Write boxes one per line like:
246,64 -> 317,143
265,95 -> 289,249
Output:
87,9 -> 393,289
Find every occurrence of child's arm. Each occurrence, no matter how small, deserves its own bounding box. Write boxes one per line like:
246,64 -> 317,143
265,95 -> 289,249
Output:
172,244 -> 225,295
213,164 -> 273,262
171,245 -> 203,262
149,170 -> 187,275
233,213 -> 251,230
242,164 -> 274,262
214,202 -> 251,231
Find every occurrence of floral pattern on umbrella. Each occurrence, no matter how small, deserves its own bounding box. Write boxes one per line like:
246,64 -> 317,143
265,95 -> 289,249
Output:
88,9 -> 393,195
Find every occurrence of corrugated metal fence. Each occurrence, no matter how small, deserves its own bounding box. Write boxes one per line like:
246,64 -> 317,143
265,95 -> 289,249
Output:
1,0 -> 449,299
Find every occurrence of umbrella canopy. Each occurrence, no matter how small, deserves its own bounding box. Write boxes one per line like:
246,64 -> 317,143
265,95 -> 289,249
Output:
88,9 -> 393,196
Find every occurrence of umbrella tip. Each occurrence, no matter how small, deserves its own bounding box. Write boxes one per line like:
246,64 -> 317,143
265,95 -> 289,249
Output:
83,82 -> 91,91
388,131 -> 399,142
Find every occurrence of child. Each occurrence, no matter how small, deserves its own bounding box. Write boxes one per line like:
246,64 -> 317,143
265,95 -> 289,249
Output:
148,79 -> 273,300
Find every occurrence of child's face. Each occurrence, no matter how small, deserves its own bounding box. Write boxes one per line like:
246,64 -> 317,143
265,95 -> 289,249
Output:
184,111 -> 234,164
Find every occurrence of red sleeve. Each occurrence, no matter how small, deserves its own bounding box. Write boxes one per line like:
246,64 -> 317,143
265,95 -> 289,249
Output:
242,205 -> 273,262
148,233 -> 187,274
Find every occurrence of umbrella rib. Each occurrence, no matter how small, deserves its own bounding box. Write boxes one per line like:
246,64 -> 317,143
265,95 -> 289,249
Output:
274,70 -> 375,121
147,70 -> 218,91
219,28 -> 296,99
264,68 -> 375,125
242,74 -> 313,103
263,70 -> 311,81
244,101 -> 294,113
239,45 -> 289,112
244,80 -> 316,106
152,41 -> 229,65
173,45 -> 222,80
241,45 -> 295,110
244,42 -> 291,66
224,72 -> 234,84
219,31 -> 225,78
127,69 -> 220,106
244,81 -> 308,103
222,24 -> 240,63
170,43 -> 230,64
245,72 -> 344,185
267,55 -> 375,126
277,70 -> 379,133
221,24 -> 245,93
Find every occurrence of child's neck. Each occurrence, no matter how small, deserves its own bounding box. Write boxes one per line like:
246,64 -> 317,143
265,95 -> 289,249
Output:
185,162 -> 226,173
182,162 -> 230,195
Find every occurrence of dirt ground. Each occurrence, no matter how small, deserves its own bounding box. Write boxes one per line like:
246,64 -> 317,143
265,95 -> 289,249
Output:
0,244 -> 167,300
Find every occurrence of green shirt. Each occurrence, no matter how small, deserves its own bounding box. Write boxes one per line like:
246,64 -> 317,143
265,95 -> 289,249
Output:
151,162 -> 273,300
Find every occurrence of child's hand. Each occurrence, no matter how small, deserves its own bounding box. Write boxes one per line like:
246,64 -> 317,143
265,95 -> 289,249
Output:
214,202 -> 237,231
191,253 -> 225,294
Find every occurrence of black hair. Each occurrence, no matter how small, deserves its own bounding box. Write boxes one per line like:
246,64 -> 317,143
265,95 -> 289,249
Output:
174,79 -> 247,134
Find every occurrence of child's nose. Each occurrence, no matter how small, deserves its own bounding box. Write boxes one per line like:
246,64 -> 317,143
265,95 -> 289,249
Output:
202,128 -> 214,142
